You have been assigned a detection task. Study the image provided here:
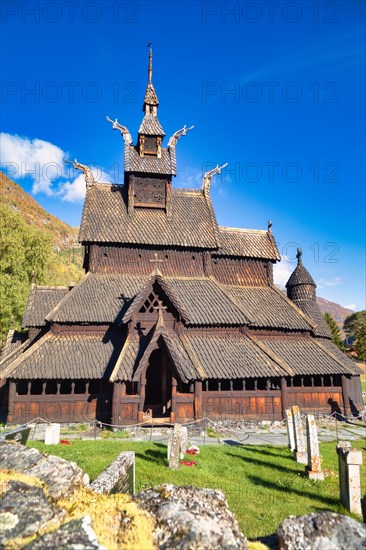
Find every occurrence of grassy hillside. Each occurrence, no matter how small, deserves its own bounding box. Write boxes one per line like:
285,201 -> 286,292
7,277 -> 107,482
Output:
0,173 -> 84,345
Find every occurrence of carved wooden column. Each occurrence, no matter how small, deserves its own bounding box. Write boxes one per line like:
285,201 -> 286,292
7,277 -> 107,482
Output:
138,379 -> 146,423
341,375 -> 351,416
170,377 -> 177,424
280,377 -> 288,419
194,380 -> 203,420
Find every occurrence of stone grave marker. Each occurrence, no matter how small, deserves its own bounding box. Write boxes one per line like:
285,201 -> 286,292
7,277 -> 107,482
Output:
91,451 -> 135,495
180,426 -> 188,459
0,426 -> 31,445
291,405 -> 307,464
337,441 -> 363,516
168,423 -> 182,469
44,423 -> 61,445
305,414 -> 324,480
285,408 -> 295,451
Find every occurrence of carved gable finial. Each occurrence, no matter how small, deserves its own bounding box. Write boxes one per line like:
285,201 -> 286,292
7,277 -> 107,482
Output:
64,158 -> 95,188
202,163 -> 228,195
106,116 -> 132,144
167,125 -> 194,148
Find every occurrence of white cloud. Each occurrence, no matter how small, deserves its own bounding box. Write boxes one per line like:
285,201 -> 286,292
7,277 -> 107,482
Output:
0,132 -> 112,203
273,255 -> 294,288
343,304 -> 356,311
0,132 -> 66,195
317,277 -> 343,289
61,167 -> 112,203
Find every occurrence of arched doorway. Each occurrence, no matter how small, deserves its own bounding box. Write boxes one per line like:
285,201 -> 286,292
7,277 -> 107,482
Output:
144,348 -> 172,417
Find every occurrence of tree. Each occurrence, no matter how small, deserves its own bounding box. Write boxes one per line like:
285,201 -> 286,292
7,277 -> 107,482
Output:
354,319 -> 366,361
343,310 -> 366,340
324,313 -> 344,351
0,204 -> 52,344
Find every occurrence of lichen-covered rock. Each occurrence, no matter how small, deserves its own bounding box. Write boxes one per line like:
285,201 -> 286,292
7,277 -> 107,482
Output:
0,442 -> 89,498
277,511 -> 366,550
0,480 -> 65,546
135,484 -> 248,549
25,516 -> 104,549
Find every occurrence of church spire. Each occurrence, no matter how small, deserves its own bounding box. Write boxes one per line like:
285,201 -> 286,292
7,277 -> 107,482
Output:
148,43 -> 153,85
142,43 -> 160,115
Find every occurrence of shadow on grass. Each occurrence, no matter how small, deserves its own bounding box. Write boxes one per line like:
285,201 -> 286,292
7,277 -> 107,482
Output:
135,443 -> 167,464
226,452 -> 298,475
246,474 -> 337,507
228,444 -> 294,461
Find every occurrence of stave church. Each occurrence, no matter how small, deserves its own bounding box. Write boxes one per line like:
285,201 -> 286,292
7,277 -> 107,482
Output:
0,49 -> 363,425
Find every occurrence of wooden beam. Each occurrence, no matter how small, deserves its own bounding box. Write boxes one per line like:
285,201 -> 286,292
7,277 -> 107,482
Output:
194,380 -> 202,420
341,375 -> 351,416
280,377 -> 288,419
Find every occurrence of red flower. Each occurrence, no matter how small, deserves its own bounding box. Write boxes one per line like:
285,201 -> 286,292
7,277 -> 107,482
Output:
181,460 -> 197,466
60,439 -> 71,445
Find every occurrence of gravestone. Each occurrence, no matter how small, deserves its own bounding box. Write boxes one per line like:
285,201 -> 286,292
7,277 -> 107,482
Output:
305,414 -> 324,480
44,423 -> 61,445
168,423 -> 182,469
0,426 -> 31,445
336,441 -> 363,516
285,408 -> 295,451
291,405 -> 307,464
91,451 -> 135,495
180,426 -> 188,459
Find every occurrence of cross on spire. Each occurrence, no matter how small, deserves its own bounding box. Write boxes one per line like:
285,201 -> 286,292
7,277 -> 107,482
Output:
149,252 -> 164,275
153,300 -> 167,328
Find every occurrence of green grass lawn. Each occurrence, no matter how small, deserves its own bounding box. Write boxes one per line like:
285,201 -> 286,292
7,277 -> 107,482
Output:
28,439 -> 365,539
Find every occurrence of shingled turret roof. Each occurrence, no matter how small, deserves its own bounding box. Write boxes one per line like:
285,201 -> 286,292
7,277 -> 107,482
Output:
286,249 -> 316,288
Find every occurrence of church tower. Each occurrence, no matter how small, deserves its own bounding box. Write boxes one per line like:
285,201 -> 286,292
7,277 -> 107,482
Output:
123,46 -> 174,216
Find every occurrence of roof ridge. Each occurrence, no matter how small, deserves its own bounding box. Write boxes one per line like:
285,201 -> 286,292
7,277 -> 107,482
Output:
312,339 -> 357,375
172,188 -> 203,195
0,337 -> 30,373
34,286 -> 70,291
109,333 -> 138,382
219,226 -> 267,234
246,333 -> 295,376
270,284 -> 316,329
208,276 -> 251,324
179,333 -> 207,379
45,272 -> 90,322
0,332 -> 52,379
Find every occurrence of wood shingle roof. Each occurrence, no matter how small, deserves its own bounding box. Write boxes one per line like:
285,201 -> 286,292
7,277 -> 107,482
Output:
22,286 -> 69,328
124,145 -> 173,174
262,338 -> 360,376
79,185 -> 220,248
3,331 -> 123,380
216,228 -> 280,260
46,273 -> 145,324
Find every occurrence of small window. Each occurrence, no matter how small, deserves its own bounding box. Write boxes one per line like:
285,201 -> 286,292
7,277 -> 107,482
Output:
74,380 -> 86,394
233,379 -> 242,390
221,380 -> 230,391
31,380 -> 43,395
60,381 -> 72,394
16,381 -> 28,395
45,381 -> 58,395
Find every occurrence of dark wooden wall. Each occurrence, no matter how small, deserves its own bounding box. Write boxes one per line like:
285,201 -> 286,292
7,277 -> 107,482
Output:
86,245 -> 272,286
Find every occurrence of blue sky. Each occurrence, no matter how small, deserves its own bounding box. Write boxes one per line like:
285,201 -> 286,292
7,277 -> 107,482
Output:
1,0 -> 365,310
